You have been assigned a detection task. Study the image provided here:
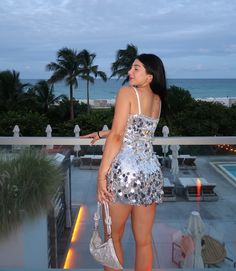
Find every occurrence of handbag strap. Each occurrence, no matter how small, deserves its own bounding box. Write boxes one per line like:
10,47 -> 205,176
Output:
94,201 -> 112,236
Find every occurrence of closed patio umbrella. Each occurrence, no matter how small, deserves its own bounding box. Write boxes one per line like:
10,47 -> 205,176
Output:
170,144 -> 180,183
183,211 -> 205,268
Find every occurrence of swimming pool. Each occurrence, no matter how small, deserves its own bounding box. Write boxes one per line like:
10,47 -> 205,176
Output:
221,164 -> 236,176
211,162 -> 236,187
219,163 -> 236,181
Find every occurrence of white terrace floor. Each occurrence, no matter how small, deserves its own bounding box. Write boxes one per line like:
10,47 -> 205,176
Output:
65,155 -> 236,270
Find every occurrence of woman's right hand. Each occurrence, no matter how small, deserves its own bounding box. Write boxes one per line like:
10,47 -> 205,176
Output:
97,175 -> 113,203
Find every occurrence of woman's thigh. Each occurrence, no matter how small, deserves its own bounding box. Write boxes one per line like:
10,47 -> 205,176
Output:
131,203 -> 157,244
104,202 -> 132,239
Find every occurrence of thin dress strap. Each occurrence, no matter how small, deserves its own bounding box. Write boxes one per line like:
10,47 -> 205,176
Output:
158,101 -> 162,119
133,87 -> 141,114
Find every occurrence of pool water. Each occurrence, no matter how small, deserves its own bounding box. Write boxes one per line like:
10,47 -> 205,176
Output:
219,163 -> 236,182
222,165 -> 236,177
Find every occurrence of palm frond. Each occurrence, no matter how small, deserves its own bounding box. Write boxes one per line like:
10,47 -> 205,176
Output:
111,44 -> 138,79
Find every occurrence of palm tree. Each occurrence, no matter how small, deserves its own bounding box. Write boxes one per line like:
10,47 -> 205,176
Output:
79,49 -> 107,113
0,70 -> 28,111
46,47 -> 81,120
29,80 -> 64,114
110,44 -> 138,85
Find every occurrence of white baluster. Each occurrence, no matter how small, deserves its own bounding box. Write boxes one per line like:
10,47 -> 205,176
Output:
74,124 -> 81,156
13,125 -> 20,137
12,125 -> 21,152
45,124 -> 53,150
162,125 -> 170,159
102,124 -> 109,131
102,124 -> 109,152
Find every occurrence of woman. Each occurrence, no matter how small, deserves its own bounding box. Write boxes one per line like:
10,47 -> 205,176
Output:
82,54 -> 167,271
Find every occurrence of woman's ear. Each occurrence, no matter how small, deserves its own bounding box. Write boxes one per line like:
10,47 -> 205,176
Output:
148,74 -> 153,83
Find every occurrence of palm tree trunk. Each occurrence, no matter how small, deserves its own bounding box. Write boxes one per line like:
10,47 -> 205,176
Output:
69,84 -> 74,120
86,79 -> 90,114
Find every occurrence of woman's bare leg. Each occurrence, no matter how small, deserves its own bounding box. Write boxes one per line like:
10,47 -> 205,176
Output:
131,203 -> 157,271
103,202 -> 132,271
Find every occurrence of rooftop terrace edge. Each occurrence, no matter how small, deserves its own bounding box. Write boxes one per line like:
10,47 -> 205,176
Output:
0,136 -> 235,145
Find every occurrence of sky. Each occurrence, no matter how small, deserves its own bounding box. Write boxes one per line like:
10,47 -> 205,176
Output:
0,0 -> 235,79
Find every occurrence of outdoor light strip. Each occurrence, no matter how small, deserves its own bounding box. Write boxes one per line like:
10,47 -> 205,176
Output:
64,206 -> 84,269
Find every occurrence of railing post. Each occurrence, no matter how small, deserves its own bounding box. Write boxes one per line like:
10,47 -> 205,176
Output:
73,124 -> 81,156
46,124 -> 53,150
162,125 -> 170,159
13,125 -> 20,137
102,124 -> 109,131
12,125 -> 21,152
102,124 -> 109,152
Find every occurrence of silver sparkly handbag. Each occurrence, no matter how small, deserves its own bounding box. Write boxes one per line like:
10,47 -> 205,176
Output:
89,201 -> 123,270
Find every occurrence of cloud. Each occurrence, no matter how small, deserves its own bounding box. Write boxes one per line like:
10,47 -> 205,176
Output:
0,0 -> 235,78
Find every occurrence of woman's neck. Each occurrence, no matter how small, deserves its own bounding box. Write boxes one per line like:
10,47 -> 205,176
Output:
136,85 -> 152,94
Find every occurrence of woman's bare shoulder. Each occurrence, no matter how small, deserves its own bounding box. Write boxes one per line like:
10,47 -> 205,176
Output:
116,85 -> 133,98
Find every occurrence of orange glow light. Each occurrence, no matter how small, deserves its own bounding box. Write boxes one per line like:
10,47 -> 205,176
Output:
196,178 -> 201,211
64,248 -> 75,269
196,178 -> 201,197
71,206 -> 84,242
63,206 -> 84,269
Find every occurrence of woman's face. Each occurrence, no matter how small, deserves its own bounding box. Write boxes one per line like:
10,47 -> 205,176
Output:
128,59 -> 152,87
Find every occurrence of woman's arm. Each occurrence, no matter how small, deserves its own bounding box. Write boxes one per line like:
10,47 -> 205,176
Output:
80,130 -> 111,145
97,86 -> 131,202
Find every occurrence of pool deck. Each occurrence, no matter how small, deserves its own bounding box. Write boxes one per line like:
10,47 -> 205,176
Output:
65,155 -> 236,269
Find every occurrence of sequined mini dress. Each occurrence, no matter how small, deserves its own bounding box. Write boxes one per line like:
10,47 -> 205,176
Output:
106,87 -> 164,206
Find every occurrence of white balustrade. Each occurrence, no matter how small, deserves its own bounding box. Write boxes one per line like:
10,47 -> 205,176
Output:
73,124 -> 81,155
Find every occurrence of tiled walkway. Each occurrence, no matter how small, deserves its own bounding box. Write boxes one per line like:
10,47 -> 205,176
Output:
64,156 -> 236,269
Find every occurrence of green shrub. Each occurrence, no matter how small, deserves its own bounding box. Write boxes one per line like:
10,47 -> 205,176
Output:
0,111 -> 49,136
0,149 -> 64,237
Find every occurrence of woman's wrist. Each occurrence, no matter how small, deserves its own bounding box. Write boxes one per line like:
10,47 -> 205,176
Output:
97,169 -> 107,180
97,131 -> 102,139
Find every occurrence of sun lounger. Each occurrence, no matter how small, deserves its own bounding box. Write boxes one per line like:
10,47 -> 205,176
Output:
182,157 -> 197,169
178,177 -> 218,201
91,157 -> 102,169
80,157 -> 92,169
185,185 -> 203,201
163,178 -> 176,201
185,184 -> 218,201
168,154 -> 196,169
201,184 -> 218,201
79,155 -> 102,169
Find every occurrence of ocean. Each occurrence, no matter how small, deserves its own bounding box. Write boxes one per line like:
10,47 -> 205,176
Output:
22,78 -> 236,100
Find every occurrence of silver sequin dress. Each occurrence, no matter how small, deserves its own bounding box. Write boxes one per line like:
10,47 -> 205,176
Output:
106,87 -> 164,206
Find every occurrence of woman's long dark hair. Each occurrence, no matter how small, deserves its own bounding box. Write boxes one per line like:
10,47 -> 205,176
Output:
136,54 -> 169,117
